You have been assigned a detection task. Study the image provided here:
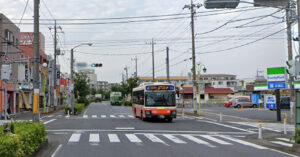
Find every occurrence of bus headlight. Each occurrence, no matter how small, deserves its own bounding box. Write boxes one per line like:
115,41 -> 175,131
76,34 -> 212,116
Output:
145,110 -> 151,115
171,111 -> 176,115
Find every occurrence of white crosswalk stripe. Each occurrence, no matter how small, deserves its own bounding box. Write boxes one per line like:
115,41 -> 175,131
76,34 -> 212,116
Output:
219,135 -> 267,149
119,115 -> 125,118
108,134 -> 120,142
89,134 -> 100,143
163,134 -> 186,144
110,115 -> 116,118
101,115 -> 106,118
200,135 -> 232,145
92,115 -> 97,118
68,133 -> 81,143
83,115 -> 88,118
181,135 -> 214,147
128,115 -> 134,118
144,134 -> 165,143
125,134 -> 142,143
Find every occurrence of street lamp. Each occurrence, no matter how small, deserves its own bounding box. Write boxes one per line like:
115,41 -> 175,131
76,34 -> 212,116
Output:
197,63 -> 207,116
70,43 -> 92,114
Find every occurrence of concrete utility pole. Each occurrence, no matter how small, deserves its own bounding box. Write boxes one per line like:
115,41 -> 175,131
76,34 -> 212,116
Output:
146,39 -> 156,81
184,0 -> 201,114
166,47 -> 170,83
70,49 -> 74,114
286,0 -> 295,124
296,0 -> 300,128
132,56 -> 137,78
32,0 -> 40,122
53,20 -> 57,110
124,66 -> 128,80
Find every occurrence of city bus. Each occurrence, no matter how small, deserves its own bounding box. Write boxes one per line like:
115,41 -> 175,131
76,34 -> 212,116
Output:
132,82 -> 177,122
110,92 -> 122,106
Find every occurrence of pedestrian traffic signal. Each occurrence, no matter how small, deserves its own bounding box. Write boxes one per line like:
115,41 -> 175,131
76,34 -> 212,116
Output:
286,60 -> 300,76
91,63 -> 102,67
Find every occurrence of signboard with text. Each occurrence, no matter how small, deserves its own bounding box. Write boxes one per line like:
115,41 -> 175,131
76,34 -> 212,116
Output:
267,67 -> 287,89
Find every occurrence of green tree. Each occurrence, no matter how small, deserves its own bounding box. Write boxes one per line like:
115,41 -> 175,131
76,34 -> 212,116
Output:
74,72 -> 90,100
90,88 -> 97,95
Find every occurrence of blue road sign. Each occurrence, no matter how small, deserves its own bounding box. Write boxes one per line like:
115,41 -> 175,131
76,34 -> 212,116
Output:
268,81 -> 286,89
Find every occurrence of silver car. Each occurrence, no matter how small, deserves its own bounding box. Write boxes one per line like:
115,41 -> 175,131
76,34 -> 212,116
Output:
232,97 -> 258,108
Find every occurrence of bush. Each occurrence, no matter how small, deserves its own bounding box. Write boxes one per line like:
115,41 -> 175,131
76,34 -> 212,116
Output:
295,128 -> 300,144
65,104 -> 84,115
0,122 -> 47,157
78,97 -> 89,106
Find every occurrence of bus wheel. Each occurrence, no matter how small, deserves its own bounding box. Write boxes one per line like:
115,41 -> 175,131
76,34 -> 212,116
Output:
167,118 -> 173,122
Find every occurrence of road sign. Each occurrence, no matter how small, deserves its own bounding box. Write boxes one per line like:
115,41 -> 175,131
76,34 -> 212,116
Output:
267,67 -> 287,89
254,0 -> 288,7
295,82 -> 300,89
76,62 -> 87,68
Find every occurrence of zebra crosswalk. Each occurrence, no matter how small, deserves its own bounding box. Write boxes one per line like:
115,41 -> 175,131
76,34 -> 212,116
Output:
66,132 -> 268,149
82,114 -> 134,119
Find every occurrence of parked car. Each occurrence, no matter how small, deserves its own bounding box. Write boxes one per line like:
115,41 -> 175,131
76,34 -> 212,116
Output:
230,97 -> 258,108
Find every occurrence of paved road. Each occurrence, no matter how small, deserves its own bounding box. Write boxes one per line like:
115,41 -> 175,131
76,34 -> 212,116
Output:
185,106 -> 290,122
43,102 -> 297,157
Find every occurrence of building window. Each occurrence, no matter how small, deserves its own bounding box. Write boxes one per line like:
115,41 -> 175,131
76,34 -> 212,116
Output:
209,95 -> 214,99
218,81 -> 223,85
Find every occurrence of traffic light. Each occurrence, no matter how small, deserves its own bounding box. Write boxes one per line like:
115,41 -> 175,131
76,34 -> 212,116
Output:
204,0 -> 240,9
57,71 -> 60,79
91,63 -> 102,67
286,60 -> 300,76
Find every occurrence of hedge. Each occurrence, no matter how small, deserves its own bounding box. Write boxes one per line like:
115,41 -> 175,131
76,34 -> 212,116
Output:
0,122 -> 47,157
122,100 -> 132,106
65,103 -> 85,115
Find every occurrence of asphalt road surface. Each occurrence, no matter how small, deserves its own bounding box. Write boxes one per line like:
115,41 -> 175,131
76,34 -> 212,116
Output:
43,102 -> 297,157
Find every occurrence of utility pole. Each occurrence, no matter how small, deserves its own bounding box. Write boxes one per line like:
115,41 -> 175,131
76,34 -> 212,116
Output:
184,0 -> 201,114
286,0 -> 295,124
166,47 -> 170,83
70,49 -> 74,114
146,39 -> 156,81
32,0 -> 40,122
135,57 -> 137,78
296,0 -> 300,128
53,20 -> 57,110
124,66 -> 128,80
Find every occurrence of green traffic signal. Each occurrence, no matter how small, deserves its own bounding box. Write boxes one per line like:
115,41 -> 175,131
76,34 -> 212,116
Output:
91,63 -> 102,67
91,64 -> 96,67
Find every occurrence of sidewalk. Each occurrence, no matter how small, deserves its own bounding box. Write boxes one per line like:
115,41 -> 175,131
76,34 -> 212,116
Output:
0,105 -> 65,122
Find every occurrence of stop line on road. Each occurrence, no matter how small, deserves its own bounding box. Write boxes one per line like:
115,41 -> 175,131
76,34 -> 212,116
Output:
66,132 -> 268,149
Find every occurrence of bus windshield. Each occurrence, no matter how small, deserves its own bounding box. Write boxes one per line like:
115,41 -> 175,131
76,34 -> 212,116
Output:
112,97 -> 122,101
145,91 -> 175,106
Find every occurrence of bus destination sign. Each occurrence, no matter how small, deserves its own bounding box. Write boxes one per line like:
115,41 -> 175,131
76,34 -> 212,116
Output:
146,85 -> 174,91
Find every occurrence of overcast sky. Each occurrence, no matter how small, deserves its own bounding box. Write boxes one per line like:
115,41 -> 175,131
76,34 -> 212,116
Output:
0,0 -> 296,83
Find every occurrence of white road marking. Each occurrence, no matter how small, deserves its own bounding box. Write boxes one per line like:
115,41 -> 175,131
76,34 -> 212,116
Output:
68,133 -> 81,143
270,141 -> 293,147
100,115 -> 106,118
89,134 -> 100,143
219,135 -> 267,149
144,134 -> 165,143
128,115 -> 134,118
163,134 -> 186,144
276,138 -> 294,143
202,120 -> 255,133
125,134 -> 142,143
110,115 -> 116,118
92,115 -> 97,118
83,115 -> 88,118
115,127 -> 135,130
181,135 -> 214,147
48,115 -> 54,118
44,119 -> 56,125
108,134 -> 120,142
51,144 -> 62,157
119,115 -> 125,118
200,135 -> 232,145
